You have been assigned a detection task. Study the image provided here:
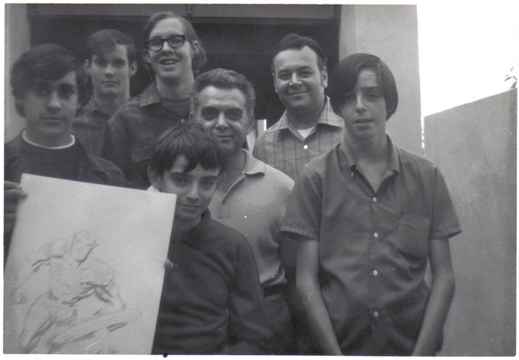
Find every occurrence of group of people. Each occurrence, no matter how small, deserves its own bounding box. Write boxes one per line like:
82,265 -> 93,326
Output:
4,10 -> 461,356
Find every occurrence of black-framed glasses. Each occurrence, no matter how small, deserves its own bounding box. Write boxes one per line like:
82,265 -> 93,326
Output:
147,35 -> 187,52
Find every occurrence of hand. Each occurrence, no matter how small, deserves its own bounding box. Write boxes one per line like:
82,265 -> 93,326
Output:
4,181 -> 27,235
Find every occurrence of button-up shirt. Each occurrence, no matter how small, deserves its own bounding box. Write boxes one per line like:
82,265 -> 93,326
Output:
108,83 -> 189,188
253,98 -> 343,180
72,99 -> 114,157
208,150 -> 294,288
281,136 -> 461,355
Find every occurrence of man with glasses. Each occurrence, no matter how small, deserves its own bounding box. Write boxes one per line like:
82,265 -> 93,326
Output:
73,29 -> 137,157
108,12 -> 206,188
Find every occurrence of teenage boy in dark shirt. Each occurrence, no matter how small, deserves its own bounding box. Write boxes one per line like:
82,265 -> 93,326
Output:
282,53 -> 461,355
147,123 -> 271,354
4,44 -> 125,255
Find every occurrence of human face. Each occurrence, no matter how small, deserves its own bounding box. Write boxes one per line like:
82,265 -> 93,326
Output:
273,46 -> 327,114
338,68 -> 388,142
152,155 -> 220,230
146,17 -> 194,83
194,86 -> 250,157
20,71 -> 78,146
86,44 -> 136,99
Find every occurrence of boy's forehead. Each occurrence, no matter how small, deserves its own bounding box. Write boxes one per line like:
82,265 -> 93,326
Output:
91,44 -> 129,61
34,71 -> 77,88
169,154 -> 220,175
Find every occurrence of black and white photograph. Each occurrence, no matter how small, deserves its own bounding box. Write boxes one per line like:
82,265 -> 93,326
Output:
3,1 -> 517,356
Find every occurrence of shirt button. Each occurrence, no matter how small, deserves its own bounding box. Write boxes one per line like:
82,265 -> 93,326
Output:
303,144 -> 309,150
243,215 -> 247,219
373,310 -> 380,318
372,269 -> 379,277
373,232 -> 379,238
372,197 -> 377,203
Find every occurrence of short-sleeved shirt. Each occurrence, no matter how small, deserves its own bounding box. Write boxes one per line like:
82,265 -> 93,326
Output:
281,136 -> 461,355
253,98 -> 343,180
208,150 -> 294,288
72,98 -> 114,157
153,211 -> 272,354
107,83 -> 189,188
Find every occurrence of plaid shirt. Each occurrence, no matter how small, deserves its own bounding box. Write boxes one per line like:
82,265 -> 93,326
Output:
72,99 -> 114,157
253,98 -> 343,180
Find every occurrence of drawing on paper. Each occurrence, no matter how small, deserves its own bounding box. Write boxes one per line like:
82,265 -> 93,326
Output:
7,230 -> 140,354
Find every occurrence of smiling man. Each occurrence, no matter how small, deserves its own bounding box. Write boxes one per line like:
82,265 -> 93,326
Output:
4,44 -> 125,256
253,33 -> 343,181
282,53 -> 461,355
73,29 -> 137,156
147,122 -> 271,354
191,68 -> 295,354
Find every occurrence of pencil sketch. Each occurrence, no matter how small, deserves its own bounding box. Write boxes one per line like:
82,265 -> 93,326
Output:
7,230 -> 140,354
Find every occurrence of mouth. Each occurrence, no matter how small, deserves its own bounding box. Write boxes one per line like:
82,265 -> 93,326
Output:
41,117 -> 63,125
178,204 -> 200,213
354,118 -> 373,125
102,81 -> 119,86
159,58 -> 179,66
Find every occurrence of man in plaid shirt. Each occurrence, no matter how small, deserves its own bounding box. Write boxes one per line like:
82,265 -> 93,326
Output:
253,33 -> 343,181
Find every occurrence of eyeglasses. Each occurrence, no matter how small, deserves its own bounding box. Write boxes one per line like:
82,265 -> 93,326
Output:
147,35 -> 186,52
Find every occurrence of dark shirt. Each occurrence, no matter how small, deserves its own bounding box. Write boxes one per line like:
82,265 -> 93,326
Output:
72,98 -> 114,157
153,211 -> 272,355
5,134 -> 126,187
281,137 -> 461,355
107,83 -> 189,189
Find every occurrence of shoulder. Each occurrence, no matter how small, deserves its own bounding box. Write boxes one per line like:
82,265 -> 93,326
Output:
261,161 -> 295,189
84,151 -> 127,186
398,146 -> 438,176
108,96 -> 144,124
200,217 -> 251,252
306,144 -> 339,175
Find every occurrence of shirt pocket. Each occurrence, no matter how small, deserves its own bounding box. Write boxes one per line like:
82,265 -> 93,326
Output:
395,213 -> 431,260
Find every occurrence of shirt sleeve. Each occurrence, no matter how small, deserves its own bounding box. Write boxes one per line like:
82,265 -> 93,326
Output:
225,239 -> 272,354
280,167 -> 322,241
430,166 -> 462,240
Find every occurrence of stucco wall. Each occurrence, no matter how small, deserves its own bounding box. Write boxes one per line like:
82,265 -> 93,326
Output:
339,5 -> 421,155
5,4 -> 31,141
425,89 -> 516,355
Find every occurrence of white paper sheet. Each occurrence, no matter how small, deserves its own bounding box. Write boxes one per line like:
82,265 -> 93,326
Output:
4,174 -> 176,354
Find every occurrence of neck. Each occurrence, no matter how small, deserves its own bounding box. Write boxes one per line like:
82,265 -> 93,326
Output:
174,215 -> 201,234
156,73 -> 194,100
346,132 -> 388,163
93,91 -> 129,116
219,150 -> 246,190
286,98 -> 325,130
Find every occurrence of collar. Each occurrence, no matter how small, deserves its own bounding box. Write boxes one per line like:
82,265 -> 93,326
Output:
22,130 -> 76,150
276,97 -> 343,132
81,98 -> 111,117
138,83 -> 163,107
339,135 -> 401,174
242,149 -> 266,176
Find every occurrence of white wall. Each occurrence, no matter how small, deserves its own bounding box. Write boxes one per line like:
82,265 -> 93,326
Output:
5,4 -> 30,141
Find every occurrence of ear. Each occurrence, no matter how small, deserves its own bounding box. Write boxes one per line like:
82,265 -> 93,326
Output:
129,61 -> 138,77
14,98 -> 25,117
272,71 -> 279,94
83,59 -> 92,76
147,166 -> 162,191
320,65 -> 329,88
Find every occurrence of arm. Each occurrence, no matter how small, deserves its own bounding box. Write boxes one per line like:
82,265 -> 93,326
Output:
225,241 -> 272,354
4,180 -> 27,260
296,238 -> 342,355
412,237 -> 455,355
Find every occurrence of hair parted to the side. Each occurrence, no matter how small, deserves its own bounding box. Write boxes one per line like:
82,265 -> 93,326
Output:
192,68 -> 256,123
271,33 -> 328,72
149,122 -> 223,177
328,53 -> 399,120
85,28 -> 137,64
10,43 -> 88,116
143,11 -> 207,74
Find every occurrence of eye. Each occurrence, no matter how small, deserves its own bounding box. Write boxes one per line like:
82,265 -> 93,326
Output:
113,59 -> 126,68
57,85 -> 76,99
170,174 -> 190,186
225,108 -> 243,121
277,71 -> 290,81
364,88 -> 383,100
201,107 -> 219,121
94,58 -> 108,67
298,69 -> 313,78
200,177 -> 217,189
34,85 -> 51,97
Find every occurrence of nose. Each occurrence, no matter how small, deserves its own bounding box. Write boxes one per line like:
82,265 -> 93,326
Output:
47,91 -> 62,111
186,182 -> 200,201
104,64 -> 115,76
289,72 -> 301,85
161,39 -> 175,52
355,93 -> 367,112
215,112 -> 228,128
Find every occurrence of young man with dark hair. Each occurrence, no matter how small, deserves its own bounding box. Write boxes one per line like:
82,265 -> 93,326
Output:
147,122 -> 272,354
5,44 -> 125,253
73,29 -> 137,156
254,33 -> 343,181
191,68 -> 295,354
282,53 -> 461,355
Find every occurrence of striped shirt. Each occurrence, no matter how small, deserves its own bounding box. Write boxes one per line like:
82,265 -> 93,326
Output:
253,98 -> 343,180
